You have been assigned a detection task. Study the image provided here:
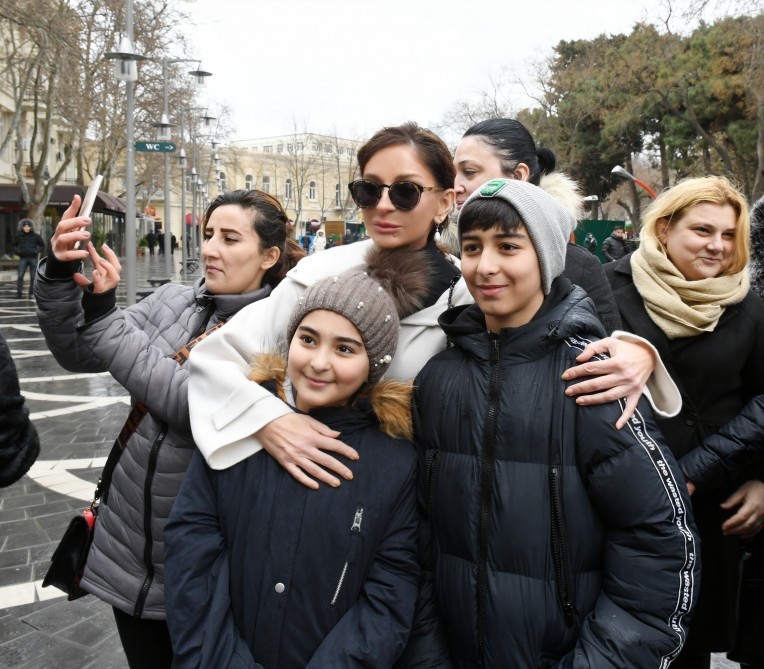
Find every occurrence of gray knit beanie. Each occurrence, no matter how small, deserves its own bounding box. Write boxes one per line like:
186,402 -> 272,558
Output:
458,178 -> 576,294
289,251 -> 433,391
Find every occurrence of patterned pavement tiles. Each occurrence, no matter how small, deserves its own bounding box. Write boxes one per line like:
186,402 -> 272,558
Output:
0,254 -> 740,669
0,254 -> 195,668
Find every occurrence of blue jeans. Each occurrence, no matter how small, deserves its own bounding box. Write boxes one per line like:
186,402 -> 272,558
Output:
17,257 -> 38,296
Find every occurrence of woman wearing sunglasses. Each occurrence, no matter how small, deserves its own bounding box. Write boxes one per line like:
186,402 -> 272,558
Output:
188,121 -> 679,486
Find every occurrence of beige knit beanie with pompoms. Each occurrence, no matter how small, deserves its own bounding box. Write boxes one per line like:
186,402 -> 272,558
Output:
286,247 -> 433,386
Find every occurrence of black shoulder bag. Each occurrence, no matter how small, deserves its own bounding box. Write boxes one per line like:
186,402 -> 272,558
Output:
42,317 -> 223,600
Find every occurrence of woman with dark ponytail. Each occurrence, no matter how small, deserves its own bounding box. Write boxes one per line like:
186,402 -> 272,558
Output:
452,118 -> 680,422
34,189 -> 303,668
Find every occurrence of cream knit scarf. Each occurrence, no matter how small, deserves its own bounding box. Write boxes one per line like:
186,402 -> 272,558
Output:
631,235 -> 749,339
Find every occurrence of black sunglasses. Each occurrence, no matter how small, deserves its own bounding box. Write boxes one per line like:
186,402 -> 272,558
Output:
348,179 -> 444,212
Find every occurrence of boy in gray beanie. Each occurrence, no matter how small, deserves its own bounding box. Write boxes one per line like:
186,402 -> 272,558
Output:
166,247 -> 432,668
400,178 -> 699,666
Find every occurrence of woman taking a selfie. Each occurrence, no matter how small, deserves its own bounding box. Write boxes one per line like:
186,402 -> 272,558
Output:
34,189 -> 302,669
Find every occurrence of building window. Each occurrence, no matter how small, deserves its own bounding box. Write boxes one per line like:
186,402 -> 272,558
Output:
324,143 -> 332,153
277,143 -> 283,153
335,183 -> 341,208
309,181 -> 317,199
287,143 -> 294,153
245,174 -> 253,190
219,171 -> 227,193
296,142 -> 304,151
262,176 -> 270,193
285,179 -> 293,200
347,147 -> 354,157
263,145 -> 272,153
312,142 -> 320,152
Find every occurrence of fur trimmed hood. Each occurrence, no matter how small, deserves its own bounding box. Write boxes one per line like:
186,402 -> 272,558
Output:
247,352 -> 414,441
539,171 -> 585,221
750,196 -> 764,301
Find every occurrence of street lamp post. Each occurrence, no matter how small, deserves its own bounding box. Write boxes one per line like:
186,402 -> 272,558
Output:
583,194 -> 599,220
179,146 -> 187,273
152,59 -> 212,277
611,165 -> 658,200
183,109 -> 216,262
105,0 -> 146,306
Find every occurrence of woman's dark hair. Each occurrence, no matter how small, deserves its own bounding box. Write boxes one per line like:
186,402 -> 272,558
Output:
357,121 -> 456,190
458,198 -> 525,240
463,119 -> 555,186
202,189 -> 305,286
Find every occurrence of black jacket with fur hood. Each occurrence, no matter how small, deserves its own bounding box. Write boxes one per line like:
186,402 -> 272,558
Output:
165,357 -> 419,668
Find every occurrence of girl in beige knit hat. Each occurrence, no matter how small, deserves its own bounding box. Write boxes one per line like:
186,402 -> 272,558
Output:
165,247 -> 432,668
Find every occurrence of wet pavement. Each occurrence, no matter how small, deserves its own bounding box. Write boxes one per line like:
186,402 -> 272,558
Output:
0,252 -> 740,669
0,252 -> 196,669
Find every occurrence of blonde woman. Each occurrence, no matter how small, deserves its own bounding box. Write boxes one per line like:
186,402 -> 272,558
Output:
605,176 -> 764,669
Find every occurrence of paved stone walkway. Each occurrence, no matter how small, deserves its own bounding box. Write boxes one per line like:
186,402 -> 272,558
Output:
0,253 -> 740,669
0,253 -> 196,669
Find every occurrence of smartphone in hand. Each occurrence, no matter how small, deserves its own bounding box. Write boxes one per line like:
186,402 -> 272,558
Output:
74,175 -> 103,249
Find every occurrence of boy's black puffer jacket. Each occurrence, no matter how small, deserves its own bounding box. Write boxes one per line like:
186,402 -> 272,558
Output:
411,285 -> 700,668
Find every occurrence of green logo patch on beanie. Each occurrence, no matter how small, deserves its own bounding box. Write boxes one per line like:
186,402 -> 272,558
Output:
479,179 -> 509,197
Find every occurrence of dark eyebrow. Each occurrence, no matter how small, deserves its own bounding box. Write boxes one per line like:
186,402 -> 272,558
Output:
297,325 -> 363,348
363,172 -> 424,182
336,335 -> 364,347
461,230 -> 527,241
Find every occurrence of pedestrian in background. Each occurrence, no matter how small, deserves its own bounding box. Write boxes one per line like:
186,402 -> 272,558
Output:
34,189 -> 303,669
0,330 -> 40,488
602,224 -> 627,261
147,230 -> 157,256
584,231 -> 598,254
312,228 -> 327,252
157,231 -> 165,256
13,218 -> 45,299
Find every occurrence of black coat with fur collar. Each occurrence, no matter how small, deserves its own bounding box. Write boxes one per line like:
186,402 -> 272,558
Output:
605,253 -> 764,652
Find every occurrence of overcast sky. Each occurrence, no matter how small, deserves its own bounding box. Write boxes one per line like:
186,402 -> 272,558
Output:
180,0 -> 712,143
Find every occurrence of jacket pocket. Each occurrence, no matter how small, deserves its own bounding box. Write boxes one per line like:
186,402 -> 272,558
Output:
330,505 -> 363,607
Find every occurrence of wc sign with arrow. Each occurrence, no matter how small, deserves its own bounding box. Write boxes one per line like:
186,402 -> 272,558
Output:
134,141 -> 176,153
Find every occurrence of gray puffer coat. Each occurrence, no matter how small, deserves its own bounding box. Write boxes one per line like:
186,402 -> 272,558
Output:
34,258 -> 272,618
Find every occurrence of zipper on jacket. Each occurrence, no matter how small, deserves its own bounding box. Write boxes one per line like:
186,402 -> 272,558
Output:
425,450 -> 441,517
133,422 -> 168,618
477,338 -> 501,657
330,506 -> 363,607
549,466 -> 575,624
